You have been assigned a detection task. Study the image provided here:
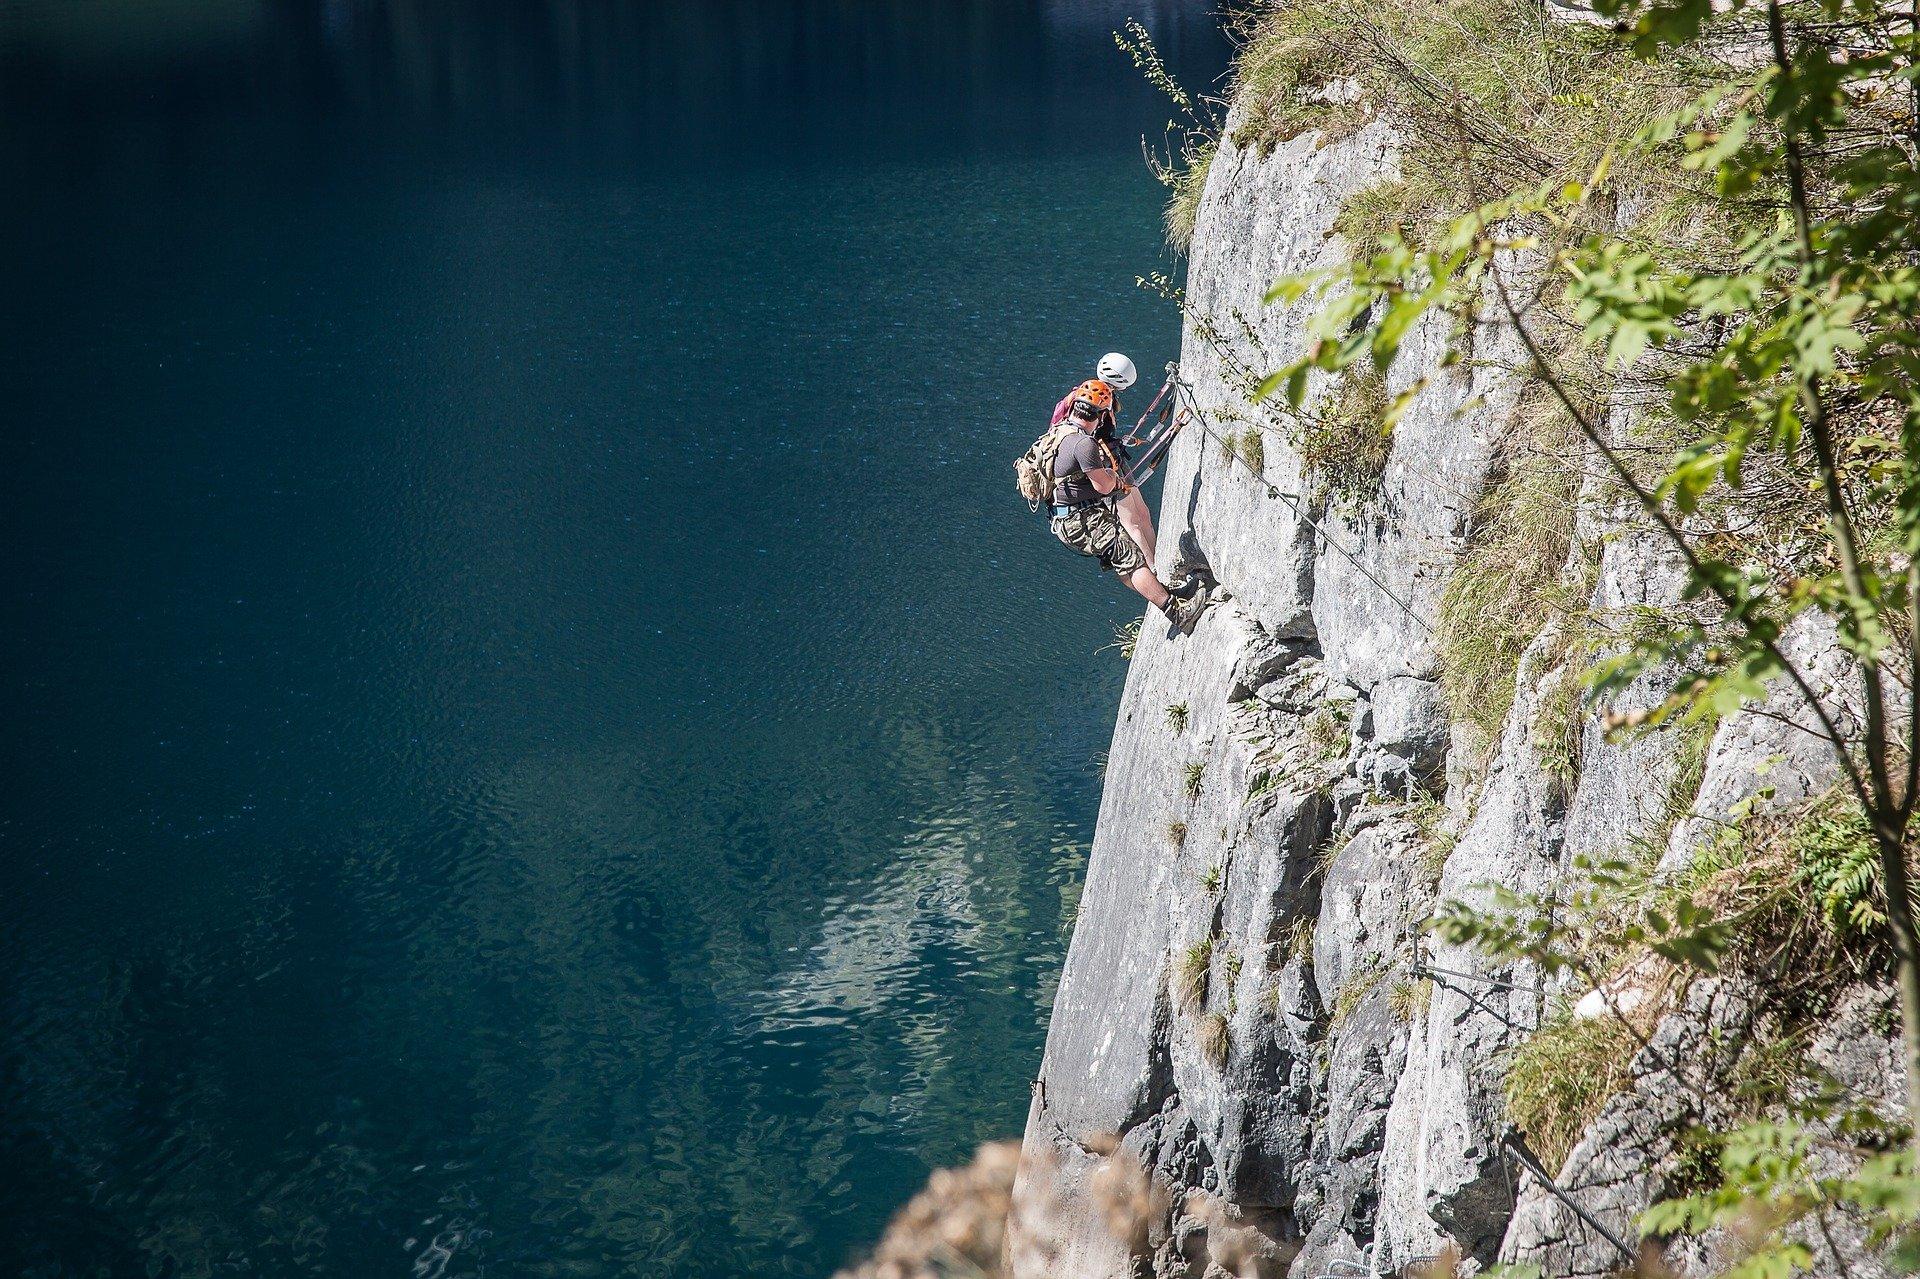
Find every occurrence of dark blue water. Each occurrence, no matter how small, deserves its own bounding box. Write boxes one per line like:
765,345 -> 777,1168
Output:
0,3 -> 1228,1275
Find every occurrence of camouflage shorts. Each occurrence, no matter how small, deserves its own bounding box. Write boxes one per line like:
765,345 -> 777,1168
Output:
1051,502 -> 1146,577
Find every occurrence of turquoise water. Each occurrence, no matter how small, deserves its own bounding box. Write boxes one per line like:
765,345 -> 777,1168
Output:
0,3 -> 1227,1275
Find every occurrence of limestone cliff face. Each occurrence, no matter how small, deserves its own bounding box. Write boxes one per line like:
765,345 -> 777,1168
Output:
1010,96 -> 1896,1279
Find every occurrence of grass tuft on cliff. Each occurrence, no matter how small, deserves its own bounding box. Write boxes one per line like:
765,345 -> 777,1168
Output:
1183,760 -> 1207,801
1163,141 -> 1217,252
1197,1011 -> 1231,1068
1175,938 -> 1214,1011
1329,963 -> 1385,1026
1437,391 -> 1588,745
1387,977 -> 1432,1024
1502,1007 -> 1637,1172
1287,918 -> 1315,965
1297,364 -> 1392,507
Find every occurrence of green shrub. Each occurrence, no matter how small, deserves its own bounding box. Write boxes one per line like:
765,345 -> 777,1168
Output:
1791,792 -> 1894,937
1165,702 -> 1190,734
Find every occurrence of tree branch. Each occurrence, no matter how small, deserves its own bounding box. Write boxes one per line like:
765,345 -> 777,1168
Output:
1487,261 -> 1876,814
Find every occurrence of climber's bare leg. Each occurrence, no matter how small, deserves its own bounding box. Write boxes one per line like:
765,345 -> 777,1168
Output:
1124,566 -> 1169,609
1116,489 -> 1156,568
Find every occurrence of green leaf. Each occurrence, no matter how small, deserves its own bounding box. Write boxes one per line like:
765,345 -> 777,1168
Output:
1266,273 -> 1317,305
1286,366 -> 1310,409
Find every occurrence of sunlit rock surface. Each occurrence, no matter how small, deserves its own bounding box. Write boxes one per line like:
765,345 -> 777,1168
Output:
1010,82 -> 1905,1279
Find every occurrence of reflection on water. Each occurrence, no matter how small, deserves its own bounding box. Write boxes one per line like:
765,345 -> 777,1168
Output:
0,2 -> 1228,1276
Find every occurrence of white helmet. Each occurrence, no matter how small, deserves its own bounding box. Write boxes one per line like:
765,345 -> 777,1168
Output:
1097,352 -> 1137,391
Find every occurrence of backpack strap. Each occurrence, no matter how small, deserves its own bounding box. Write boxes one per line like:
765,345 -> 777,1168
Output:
1096,435 -> 1133,495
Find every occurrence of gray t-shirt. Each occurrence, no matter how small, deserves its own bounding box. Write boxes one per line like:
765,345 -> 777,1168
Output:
1052,429 -> 1115,507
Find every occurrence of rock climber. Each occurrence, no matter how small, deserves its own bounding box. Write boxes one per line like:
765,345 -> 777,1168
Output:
1048,378 -> 1209,634
1046,353 -> 1161,569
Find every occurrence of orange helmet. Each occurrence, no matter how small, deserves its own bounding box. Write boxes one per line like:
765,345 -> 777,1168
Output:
1071,378 -> 1114,412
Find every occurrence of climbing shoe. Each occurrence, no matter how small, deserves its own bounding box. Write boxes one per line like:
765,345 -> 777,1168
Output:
1163,584 -> 1212,635
1166,550 -> 1215,600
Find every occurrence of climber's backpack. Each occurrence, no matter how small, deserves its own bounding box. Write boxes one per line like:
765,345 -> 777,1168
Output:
1015,422 -> 1079,513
